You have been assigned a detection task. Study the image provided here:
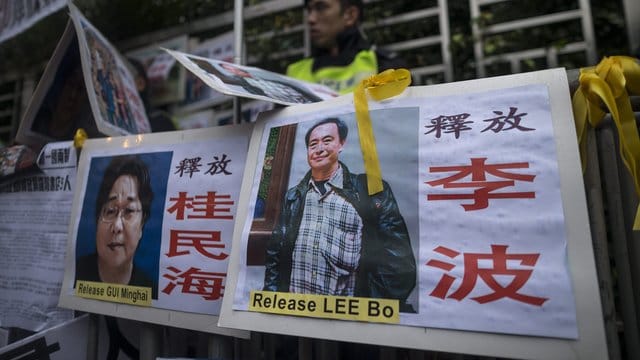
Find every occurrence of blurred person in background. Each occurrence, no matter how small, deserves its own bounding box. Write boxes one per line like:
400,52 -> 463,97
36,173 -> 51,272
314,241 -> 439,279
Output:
128,58 -> 177,133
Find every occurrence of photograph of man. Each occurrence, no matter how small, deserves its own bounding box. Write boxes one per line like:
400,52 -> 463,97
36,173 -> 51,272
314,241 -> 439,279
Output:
189,57 -> 323,104
75,155 -> 158,298
263,117 -> 417,312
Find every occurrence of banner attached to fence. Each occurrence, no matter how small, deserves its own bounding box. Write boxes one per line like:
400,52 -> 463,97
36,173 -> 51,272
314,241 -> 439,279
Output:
69,4 -> 151,136
58,126 -> 251,338
0,141 -> 76,331
219,68 -> 607,359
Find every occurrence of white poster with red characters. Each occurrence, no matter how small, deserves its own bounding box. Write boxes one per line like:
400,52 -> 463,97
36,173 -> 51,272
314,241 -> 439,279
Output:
416,83 -> 576,336
219,68 -> 607,359
58,126 -> 251,337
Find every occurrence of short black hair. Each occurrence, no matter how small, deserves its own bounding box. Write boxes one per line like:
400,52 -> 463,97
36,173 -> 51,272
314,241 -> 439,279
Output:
304,0 -> 364,21
305,117 -> 348,147
95,155 -> 154,225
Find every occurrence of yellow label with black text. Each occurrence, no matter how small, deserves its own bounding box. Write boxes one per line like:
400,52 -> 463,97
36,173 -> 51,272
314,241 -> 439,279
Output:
75,280 -> 151,306
249,291 -> 399,324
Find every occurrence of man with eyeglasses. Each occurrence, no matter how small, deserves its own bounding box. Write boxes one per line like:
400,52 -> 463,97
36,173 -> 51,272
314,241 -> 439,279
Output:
75,155 -> 157,298
286,0 -> 408,95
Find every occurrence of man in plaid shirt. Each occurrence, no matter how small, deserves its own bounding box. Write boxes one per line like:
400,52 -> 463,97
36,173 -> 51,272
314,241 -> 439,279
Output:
263,117 -> 416,311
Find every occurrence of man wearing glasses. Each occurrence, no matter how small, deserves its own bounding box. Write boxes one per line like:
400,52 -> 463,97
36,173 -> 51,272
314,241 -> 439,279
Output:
75,155 -> 156,298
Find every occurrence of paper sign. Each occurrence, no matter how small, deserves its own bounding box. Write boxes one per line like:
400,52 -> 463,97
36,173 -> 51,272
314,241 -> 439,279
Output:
58,126 -> 251,338
0,142 -> 76,331
218,69 -> 608,359
166,48 -> 338,106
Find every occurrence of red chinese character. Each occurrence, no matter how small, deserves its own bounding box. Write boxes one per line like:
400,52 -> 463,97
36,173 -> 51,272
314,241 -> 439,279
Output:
167,191 -> 234,220
166,229 -> 228,260
426,157 -> 535,210
167,192 -> 192,220
162,266 -> 226,300
427,245 -> 548,306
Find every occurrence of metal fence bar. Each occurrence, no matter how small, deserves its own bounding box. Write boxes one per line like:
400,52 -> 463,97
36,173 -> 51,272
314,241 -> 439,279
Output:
482,10 -> 583,35
597,120 -> 640,359
470,0 -> 597,77
584,126 -> 622,360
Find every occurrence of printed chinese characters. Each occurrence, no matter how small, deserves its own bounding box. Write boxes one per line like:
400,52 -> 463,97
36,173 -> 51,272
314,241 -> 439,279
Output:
426,157 -> 535,210
424,107 -> 534,139
162,155 -> 235,301
424,106 -> 547,307
426,245 -> 548,306
174,154 -> 233,178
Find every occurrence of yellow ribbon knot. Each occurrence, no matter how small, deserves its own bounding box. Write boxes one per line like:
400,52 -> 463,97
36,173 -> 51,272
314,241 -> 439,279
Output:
354,68 -> 411,195
73,128 -> 88,149
572,56 -> 640,229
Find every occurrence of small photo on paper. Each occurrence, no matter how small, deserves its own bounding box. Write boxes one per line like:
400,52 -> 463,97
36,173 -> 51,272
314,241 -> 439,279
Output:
240,107 -> 421,313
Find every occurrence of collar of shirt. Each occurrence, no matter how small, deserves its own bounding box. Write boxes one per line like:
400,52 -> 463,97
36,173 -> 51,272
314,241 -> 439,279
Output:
308,164 -> 344,195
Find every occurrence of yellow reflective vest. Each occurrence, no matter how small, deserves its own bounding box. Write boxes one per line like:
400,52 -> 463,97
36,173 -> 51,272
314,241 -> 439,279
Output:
286,49 -> 378,95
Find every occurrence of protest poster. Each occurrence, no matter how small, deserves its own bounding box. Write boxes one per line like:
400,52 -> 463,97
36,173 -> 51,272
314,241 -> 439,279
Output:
126,35 -> 188,106
15,4 -> 151,149
0,141 -> 76,331
0,0 -> 67,44
218,68 -> 607,359
0,315 -> 90,360
58,126 -> 251,338
69,3 -> 151,136
166,48 -> 338,106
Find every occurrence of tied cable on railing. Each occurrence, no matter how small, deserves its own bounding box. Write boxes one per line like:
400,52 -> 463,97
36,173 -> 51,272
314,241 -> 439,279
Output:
572,56 -> 640,229
354,68 -> 411,195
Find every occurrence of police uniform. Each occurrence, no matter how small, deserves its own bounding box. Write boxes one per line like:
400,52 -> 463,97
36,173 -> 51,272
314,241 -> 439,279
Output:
286,26 -> 407,94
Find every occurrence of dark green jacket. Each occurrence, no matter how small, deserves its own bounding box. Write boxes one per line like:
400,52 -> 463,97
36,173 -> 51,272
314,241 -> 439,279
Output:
263,163 -> 416,309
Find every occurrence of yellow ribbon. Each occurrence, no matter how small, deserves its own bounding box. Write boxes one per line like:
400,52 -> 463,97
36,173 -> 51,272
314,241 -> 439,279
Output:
354,68 -> 411,195
572,56 -> 640,229
73,128 -> 88,149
